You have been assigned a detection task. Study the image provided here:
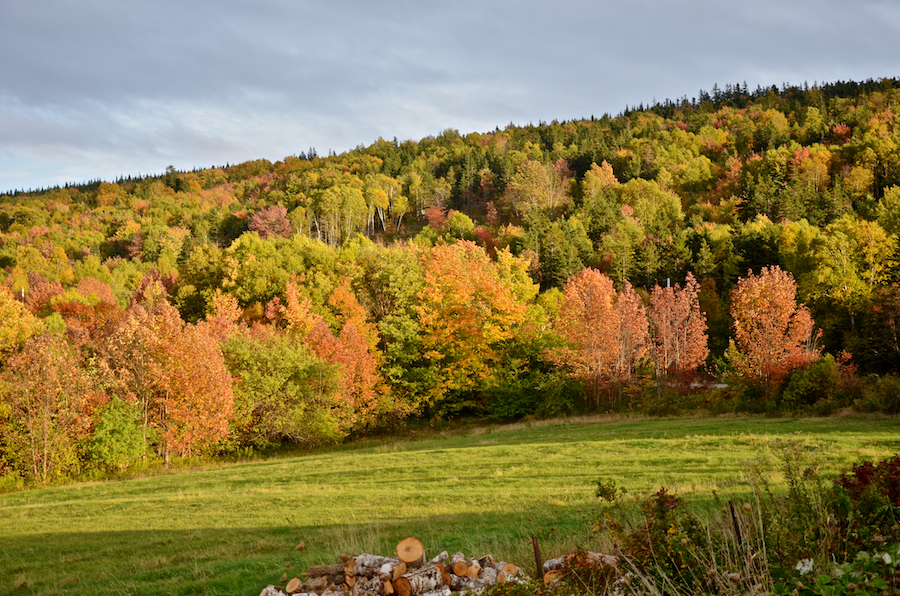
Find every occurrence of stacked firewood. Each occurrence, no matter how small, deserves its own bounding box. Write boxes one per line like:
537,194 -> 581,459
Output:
261,537 -> 523,596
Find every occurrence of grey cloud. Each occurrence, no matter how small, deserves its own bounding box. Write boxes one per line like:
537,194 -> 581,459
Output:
1,0 -> 898,191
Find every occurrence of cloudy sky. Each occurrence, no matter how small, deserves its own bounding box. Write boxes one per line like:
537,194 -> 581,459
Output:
1,0 -> 897,193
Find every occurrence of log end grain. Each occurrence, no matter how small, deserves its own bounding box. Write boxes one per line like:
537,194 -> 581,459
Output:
285,577 -> 302,593
396,537 -> 425,565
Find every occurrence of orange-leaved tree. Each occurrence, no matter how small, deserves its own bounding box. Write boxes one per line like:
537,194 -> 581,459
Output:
415,241 -> 528,414
728,266 -> 820,393
648,273 -> 709,395
101,280 -> 233,465
555,268 -> 650,408
0,332 -> 94,483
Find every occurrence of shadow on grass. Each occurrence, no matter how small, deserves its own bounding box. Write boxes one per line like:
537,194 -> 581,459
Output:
1,504 -> 606,596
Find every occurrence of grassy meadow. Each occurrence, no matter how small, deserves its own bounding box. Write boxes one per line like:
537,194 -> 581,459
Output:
2,416 -> 899,595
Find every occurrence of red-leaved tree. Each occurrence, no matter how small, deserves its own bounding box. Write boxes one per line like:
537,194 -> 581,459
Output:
728,266 -> 820,393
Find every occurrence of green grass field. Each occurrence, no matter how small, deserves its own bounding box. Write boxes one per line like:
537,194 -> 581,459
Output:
2,416 -> 899,595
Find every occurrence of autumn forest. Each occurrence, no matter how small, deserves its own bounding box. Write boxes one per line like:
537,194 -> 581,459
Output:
2,78 -> 900,485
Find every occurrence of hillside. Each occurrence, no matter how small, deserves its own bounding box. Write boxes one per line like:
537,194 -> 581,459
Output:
1,79 -> 900,484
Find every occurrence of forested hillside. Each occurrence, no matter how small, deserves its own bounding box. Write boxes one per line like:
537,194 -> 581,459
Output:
2,78 -> 900,484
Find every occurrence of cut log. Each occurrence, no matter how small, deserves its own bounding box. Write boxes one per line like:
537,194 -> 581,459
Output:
543,570 -> 561,585
305,575 -> 329,595
583,551 -> 618,566
392,565 -> 442,596
499,562 -> 517,576
383,579 -> 394,595
465,562 -> 481,579
286,578 -> 302,594
421,588 -> 451,596
428,551 -> 448,565
309,564 -> 346,579
480,567 -> 499,585
350,576 -> 384,596
449,575 -> 484,592
345,575 -> 356,588
477,555 -> 496,570
497,571 -> 506,584
396,537 -> 425,567
432,563 -> 451,587
542,554 -> 569,572
391,561 -> 407,582
448,552 -> 468,576
355,554 -> 402,579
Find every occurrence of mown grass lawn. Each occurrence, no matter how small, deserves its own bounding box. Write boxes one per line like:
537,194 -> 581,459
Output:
2,416 -> 898,595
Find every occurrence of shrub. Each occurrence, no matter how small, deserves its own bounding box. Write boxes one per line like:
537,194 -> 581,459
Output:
831,455 -> 900,550
855,373 -> 900,414
87,397 -> 145,471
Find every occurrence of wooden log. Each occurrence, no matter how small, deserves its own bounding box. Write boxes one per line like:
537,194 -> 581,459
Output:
286,577 -> 302,593
304,575 -> 332,595
396,537 -> 425,567
583,551 -> 618,566
392,565 -> 442,596
432,564 -> 451,587
498,562 -> 517,576
391,561 -> 407,582
542,554 -> 568,573
497,571 -> 506,584
449,575 -> 484,592
350,576 -> 384,596
480,567 -> 499,585
428,551 -> 448,565
543,570 -> 562,585
309,563 -> 346,584
355,554 -> 402,578
465,561 -> 481,579
448,552 -> 467,576
420,588 -> 451,596
477,555 -> 496,570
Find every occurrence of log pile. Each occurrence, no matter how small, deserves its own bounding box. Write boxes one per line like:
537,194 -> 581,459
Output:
261,537 -> 524,596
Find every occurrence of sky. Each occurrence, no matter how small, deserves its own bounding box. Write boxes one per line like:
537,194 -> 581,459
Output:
1,0 -> 897,194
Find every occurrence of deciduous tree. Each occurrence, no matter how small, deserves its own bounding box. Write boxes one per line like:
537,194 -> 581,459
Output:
728,266 -> 820,393
1,333 -> 93,482
648,273 -> 709,395
554,268 -> 618,407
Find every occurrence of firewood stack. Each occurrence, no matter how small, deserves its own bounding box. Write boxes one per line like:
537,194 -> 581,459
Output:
260,537 -> 523,596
